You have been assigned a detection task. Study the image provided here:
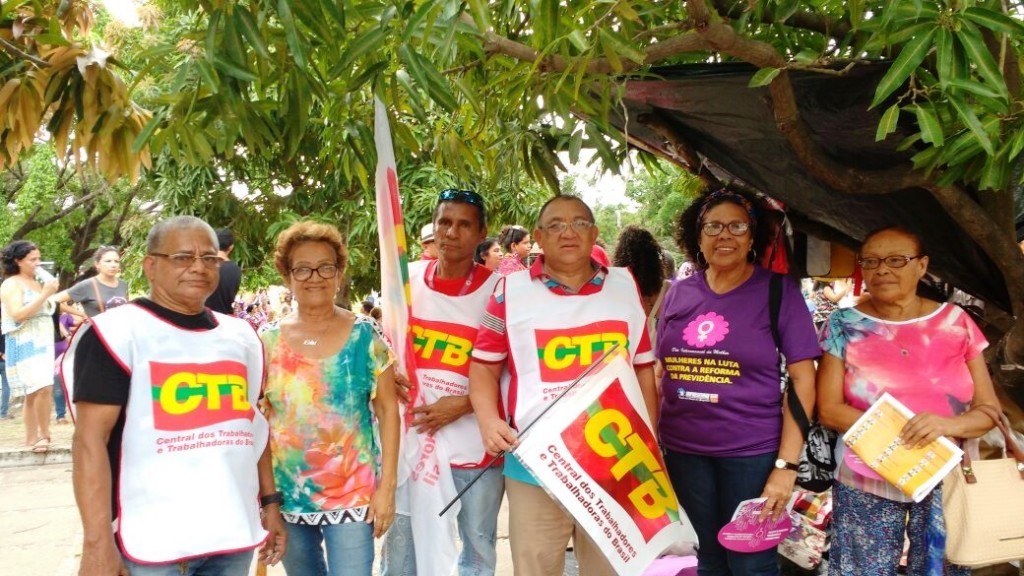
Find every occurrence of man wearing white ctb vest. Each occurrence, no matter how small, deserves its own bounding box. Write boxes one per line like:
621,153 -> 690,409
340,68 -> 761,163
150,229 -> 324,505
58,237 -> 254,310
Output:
470,195 -> 660,576
65,216 -> 287,576
381,189 -> 504,576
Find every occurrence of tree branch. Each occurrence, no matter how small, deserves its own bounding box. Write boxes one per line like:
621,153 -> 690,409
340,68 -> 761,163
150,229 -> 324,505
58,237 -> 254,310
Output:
1,161 -> 27,203
462,13 -> 710,75
0,37 -> 51,68
111,184 -> 140,246
636,111 -> 721,190
926,183 -> 1024,321
686,1 -> 1024,336
710,0 -> 852,41
461,5 -> 1024,356
12,190 -> 104,237
682,1 -> 929,195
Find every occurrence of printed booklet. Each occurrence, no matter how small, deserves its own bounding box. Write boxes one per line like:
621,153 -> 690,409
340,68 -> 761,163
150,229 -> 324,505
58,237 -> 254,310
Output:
842,393 -> 963,502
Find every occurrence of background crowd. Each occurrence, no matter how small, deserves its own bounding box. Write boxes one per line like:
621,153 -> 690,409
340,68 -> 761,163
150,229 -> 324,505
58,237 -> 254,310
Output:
0,185 -> 1014,576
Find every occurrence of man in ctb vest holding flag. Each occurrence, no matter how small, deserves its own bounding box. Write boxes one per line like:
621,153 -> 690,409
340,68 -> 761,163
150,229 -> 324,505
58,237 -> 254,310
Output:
65,216 -> 286,576
381,189 -> 504,576
470,194 -> 660,576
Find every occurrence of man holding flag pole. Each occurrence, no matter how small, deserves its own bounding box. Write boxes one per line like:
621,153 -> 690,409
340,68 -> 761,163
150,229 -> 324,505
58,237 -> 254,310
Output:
381,187 -> 505,576
375,98 -> 503,576
469,194 -> 660,576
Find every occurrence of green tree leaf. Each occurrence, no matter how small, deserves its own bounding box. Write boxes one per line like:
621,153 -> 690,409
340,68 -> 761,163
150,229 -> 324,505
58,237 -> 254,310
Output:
132,110 -> 166,153
333,27 -> 386,80
775,0 -> 800,23
598,28 -> 645,65
913,104 -> 943,146
748,67 -> 781,88
954,19 -> 1009,99
876,103 -> 901,142
212,56 -> 258,82
793,50 -> 818,64
948,95 -> 994,156
962,7 -> 1024,36
234,7 -> 270,61
947,78 -> 1009,105
870,28 -> 935,109
278,0 -> 307,70
935,27 -> 955,88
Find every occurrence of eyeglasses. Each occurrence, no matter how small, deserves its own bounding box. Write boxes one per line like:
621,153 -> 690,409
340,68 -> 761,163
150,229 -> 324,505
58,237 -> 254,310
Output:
149,252 -> 222,268
701,221 -> 751,236
541,219 -> 595,235
290,264 -> 339,281
438,189 -> 485,207
858,255 -> 923,270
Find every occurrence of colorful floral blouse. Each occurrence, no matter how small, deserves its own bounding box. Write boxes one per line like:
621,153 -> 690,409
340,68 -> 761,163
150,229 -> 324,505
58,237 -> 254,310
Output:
819,302 -> 986,501
496,253 -> 527,276
260,316 -> 394,525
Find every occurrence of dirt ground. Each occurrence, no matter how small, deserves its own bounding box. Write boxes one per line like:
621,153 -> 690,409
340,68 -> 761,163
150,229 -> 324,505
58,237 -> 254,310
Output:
1,393 -> 1018,576
0,391 -> 74,451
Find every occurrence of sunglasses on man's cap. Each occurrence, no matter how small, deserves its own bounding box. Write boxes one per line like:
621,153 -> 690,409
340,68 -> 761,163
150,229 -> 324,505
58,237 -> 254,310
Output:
438,189 -> 484,207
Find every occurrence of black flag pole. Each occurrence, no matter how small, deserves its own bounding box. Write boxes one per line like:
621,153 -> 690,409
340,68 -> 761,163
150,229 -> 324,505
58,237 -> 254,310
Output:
439,341 -> 623,517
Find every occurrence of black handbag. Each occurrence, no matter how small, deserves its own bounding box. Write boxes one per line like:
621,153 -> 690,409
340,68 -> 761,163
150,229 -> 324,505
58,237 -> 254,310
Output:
769,274 -> 838,492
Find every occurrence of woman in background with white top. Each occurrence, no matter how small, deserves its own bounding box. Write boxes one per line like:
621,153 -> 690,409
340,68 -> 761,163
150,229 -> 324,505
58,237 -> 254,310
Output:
0,240 -> 59,452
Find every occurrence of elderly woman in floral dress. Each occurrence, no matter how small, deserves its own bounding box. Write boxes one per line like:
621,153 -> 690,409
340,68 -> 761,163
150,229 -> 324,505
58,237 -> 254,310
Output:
260,221 -> 399,576
817,225 -> 999,575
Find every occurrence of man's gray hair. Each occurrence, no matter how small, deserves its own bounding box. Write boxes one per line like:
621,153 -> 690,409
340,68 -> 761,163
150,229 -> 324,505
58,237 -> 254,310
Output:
146,216 -> 218,253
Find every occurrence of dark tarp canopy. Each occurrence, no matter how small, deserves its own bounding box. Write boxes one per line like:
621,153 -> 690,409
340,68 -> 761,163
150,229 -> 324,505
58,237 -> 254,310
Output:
608,62 -> 1013,311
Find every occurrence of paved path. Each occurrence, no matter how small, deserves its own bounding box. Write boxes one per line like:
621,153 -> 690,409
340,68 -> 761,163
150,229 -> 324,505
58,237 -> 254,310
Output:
0,462 -> 580,576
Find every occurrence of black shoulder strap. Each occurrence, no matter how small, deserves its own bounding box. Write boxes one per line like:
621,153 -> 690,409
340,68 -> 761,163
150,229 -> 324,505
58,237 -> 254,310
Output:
768,273 -> 782,347
769,273 -> 810,438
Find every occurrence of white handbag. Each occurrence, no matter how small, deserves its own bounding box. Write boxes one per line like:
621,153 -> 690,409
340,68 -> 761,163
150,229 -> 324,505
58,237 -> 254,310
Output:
942,405 -> 1024,568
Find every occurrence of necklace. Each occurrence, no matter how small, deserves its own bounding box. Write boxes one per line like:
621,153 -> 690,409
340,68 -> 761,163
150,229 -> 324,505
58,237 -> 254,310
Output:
880,322 -> 910,357
425,260 -> 476,296
867,299 -> 921,357
298,308 -> 336,346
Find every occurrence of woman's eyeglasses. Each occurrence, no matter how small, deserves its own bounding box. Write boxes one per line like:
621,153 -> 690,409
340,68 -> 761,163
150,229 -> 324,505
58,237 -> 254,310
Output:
290,264 -> 339,281
857,255 -> 923,270
438,189 -> 484,206
701,221 -> 750,236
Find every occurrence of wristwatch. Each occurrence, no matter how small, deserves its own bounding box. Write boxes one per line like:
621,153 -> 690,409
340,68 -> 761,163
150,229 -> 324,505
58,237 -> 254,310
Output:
259,491 -> 284,508
774,458 -> 799,472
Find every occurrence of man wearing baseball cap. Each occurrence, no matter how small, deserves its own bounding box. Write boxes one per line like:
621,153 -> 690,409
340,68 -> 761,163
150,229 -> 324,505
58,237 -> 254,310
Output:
420,223 -> 438,261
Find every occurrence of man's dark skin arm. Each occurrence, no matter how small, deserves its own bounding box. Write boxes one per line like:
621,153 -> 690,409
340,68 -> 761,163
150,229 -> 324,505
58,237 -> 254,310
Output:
256,444 -> 287,565
72,403 -> 128,576
395,372 -> 473,435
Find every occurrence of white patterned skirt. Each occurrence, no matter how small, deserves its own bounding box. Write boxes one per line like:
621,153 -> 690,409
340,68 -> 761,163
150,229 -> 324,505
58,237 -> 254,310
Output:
6,314 -> 55,396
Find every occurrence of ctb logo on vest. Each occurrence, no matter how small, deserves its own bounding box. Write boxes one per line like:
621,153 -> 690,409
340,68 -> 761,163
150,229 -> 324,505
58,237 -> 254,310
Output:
410,317 -> 477,375
150,361 -> 255,431
560,377 -> 680,541
534,321 -> 629,382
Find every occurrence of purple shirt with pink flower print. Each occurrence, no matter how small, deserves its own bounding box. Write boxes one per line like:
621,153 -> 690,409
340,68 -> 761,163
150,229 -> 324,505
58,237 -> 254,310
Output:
656,266 -> 820,457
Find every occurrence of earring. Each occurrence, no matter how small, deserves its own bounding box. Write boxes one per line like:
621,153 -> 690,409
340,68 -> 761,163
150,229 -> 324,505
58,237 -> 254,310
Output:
747,248 -> 758,263
696,251 -> 708,268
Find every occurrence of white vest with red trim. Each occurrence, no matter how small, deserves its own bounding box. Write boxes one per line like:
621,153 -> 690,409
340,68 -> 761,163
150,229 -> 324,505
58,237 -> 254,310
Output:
65,303 -> 269,564
503,267 -> 648,432
409,265 -> 500,467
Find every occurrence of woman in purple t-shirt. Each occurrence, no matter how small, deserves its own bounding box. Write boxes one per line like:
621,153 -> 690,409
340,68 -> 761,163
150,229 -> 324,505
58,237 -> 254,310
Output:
656,189 -> 820,576
817,226 -> 1000,575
